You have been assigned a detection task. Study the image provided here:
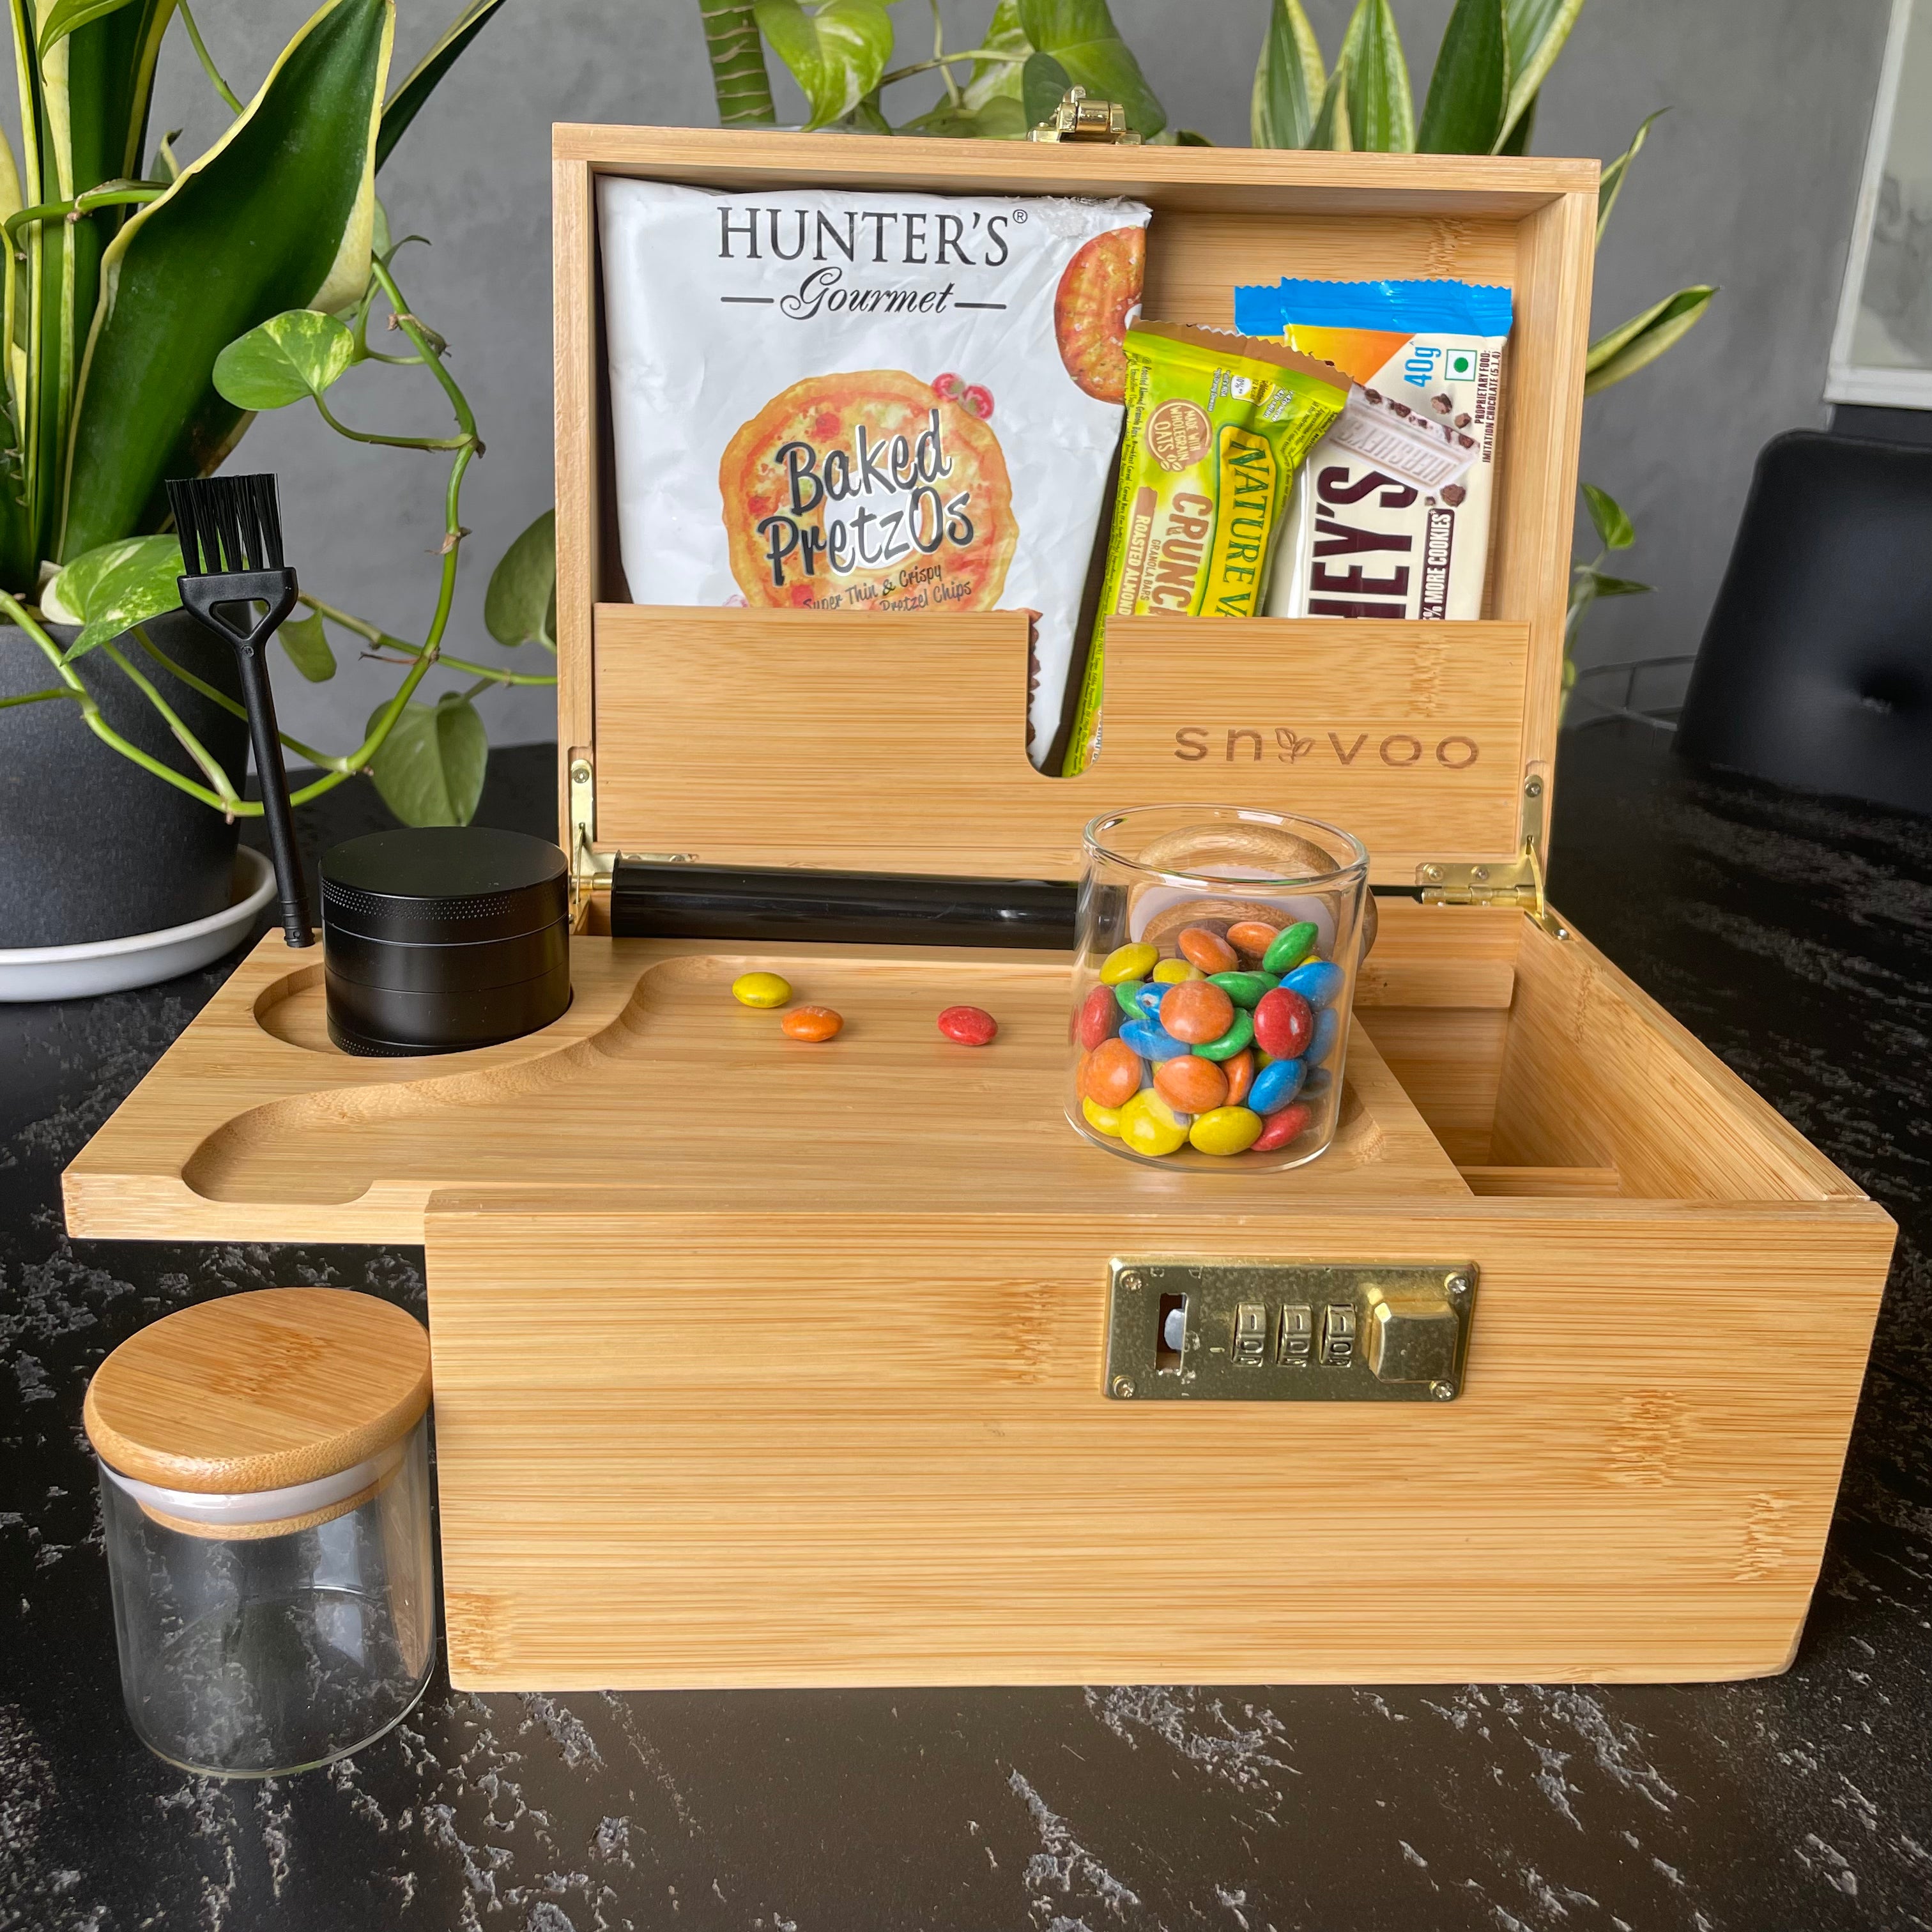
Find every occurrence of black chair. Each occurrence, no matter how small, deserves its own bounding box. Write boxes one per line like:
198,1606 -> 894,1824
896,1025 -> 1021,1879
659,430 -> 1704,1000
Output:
1675,430 -> 1932,816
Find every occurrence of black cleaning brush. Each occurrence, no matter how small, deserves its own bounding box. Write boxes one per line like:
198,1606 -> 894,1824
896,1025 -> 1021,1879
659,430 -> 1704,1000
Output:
165,473 -> 314,949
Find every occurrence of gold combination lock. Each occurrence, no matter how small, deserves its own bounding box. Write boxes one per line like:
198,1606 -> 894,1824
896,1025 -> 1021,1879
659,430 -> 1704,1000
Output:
1105,1261 -> 1476,1402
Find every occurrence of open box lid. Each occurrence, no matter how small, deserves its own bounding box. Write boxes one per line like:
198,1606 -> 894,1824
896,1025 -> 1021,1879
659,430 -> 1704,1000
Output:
552,126 -> 1597,908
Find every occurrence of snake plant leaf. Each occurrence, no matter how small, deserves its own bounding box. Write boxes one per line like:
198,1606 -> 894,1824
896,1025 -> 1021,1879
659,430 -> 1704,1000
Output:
1496,0 -> 1583,151
700,0 -> 778,126
1585,284 -> 1715,395
367,689 -> 487,825
483,507 -> 555,648
752,0 -> 892,131
42,530 -> 181,659
1598,108 -> 1665,241
1016,0 -> 1165,139
1252,0 -> 1326,149
1582,482 -> 1634,551
213,309 -> 358,410
963,0 -> 1030,111
1496,90 -> 1535,153
1308,53 -> 1353,151
1417,0 -> 1508,154
376,0 -> 509,170
1339,0 -> 1413,152
60,0 -> 393,562
277,608 -> 335,680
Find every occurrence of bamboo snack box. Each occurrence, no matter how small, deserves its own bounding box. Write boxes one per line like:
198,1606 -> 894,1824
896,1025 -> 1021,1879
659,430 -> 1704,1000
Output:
63,126 -> 1894,1690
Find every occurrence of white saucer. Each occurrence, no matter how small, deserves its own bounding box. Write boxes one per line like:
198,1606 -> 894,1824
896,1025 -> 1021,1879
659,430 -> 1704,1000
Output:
0,845 -> 276,1002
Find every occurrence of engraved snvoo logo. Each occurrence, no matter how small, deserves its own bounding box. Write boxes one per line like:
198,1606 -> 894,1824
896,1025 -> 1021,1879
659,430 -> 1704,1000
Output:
1174,728 -> 1482,768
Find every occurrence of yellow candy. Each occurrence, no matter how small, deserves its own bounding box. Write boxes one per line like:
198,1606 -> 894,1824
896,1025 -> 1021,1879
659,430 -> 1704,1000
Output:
1099,941 -> 1160,986
1151,958 -> 1202,984
1190,1105 -> 1264,1157
1119,1087 -> 1190,1157
731,971 -> 792,1009
1082,1096 -> 1125,1138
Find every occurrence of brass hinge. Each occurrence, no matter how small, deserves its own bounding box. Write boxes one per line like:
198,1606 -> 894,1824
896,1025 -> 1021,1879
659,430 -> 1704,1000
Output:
1415,775 -> 1568,939
1029,86 -> 1142,144
566,749 -> 694,933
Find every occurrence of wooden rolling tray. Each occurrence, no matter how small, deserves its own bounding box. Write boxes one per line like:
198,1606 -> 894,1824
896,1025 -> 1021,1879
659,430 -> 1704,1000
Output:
64,128 -> 1895,1688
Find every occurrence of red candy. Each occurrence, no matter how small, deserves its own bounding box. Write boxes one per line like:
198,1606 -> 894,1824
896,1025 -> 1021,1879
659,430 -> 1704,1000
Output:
1252,1100 -> 1313,1151
1076,984 -> 1119,1050
1252,986 -> 1314,1059
938,1004 -> 998,1046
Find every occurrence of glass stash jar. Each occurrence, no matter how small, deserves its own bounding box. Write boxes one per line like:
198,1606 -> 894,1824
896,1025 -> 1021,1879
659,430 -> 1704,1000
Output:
1069,806 -> 1371,1170
84,1288 -> 436,1777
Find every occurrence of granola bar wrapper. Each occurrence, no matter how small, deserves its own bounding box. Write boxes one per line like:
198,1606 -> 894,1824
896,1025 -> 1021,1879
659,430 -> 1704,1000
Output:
1232,278 -> 1512,621
1061,323 -> 1346,775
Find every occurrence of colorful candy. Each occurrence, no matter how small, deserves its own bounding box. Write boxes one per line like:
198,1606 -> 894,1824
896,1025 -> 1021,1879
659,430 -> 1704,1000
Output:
1120,1017 -> 1191,1061
938,1005 -> 998,1046
1177,926 -> 1239,974
1078,985 -> 1120,1050
1074,902 -> 1353,1163
1119,1087 -> 1190,1156
1154,1053 -> 1229,1114
1080,1037 -> 1142,1106
1192,1009 -> 1255,1061
781,1005 -> 843,1041
1100,941 -> 1160,985
1208,970 -> 1277,1009
1158,979 -> 1234,1045
1248,1055 -> 1305,1114
1190,1105 -> 1264,1156
1252,1100 -> 1314,1151
732,971 -> 792,1008
1282,959 -> 1346,1009
1262,921 -> 1319,975
1252,985 -> 1314,1059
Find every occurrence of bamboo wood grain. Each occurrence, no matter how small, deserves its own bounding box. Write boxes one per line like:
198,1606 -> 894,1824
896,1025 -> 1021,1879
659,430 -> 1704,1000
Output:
423,1192 -> 1890,1687
82,1287 -> 430,1492
65,921 -> 1469,1245
1358,1004 -> 1511,1165
592,607 -> 1531,882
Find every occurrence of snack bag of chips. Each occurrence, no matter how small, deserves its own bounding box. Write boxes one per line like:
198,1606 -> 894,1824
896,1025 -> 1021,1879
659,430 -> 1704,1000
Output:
1061,323 -> 1346,776
597,180 -> 1151,769
1231,278 -> 1513,622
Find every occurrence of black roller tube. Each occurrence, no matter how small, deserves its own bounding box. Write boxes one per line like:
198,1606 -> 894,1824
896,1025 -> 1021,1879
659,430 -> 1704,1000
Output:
611,860 -> 1077,950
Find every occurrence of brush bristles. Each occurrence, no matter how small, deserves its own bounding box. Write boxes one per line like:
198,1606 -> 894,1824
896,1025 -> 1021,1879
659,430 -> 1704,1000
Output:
165,473 -> 286,575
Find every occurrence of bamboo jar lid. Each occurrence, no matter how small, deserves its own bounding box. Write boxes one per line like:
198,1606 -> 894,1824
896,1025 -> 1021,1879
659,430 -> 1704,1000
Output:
84,1290 -> 431,1526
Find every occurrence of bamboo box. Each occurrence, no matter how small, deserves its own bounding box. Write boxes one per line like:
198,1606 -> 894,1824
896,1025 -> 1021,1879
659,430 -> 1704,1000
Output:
63,126 -> 1894,1689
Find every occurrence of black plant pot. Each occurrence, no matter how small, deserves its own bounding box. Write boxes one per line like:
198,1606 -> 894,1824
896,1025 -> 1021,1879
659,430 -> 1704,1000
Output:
0,607 -> 251,947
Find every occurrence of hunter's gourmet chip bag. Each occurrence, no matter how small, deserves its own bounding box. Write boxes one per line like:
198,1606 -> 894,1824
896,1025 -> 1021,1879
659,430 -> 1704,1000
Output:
1231,277 -> 1514,622
597,180 -> 1152,769
1061,323 -> 1346,776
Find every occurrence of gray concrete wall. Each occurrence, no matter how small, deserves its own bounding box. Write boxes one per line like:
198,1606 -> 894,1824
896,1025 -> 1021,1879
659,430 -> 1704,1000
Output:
52,0 -> 1902,754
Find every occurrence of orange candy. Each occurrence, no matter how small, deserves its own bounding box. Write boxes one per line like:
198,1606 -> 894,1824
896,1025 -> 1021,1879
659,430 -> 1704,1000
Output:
1176,926 -> 1239,975
781,1005 -> 844,1041
1079,1036 -> 1142,1107
1159,979 -> 1235,1045
1154,1053 -> 1229,1114
1226,921 -> 1280,959
1222,1046 -> 1255,1107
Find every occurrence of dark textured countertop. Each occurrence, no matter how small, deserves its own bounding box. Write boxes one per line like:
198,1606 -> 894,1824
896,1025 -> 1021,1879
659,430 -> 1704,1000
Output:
4,723 -> 1929,1931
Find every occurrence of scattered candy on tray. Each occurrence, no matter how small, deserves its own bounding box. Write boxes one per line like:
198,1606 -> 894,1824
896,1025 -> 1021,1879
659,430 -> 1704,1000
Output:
781,1005 -> 843,1041
732,970 -> 792,1008
1073,910 -> 1349,1162
937,1004 -> 999,1046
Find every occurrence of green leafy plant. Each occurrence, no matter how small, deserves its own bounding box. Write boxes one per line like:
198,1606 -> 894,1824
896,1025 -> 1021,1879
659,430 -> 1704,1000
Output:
0,0 -> 555,827
703,0 -> 1715,705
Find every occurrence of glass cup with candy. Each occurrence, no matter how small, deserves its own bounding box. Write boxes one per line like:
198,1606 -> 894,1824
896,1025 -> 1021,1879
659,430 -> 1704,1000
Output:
1067,806 -> 1372,1170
